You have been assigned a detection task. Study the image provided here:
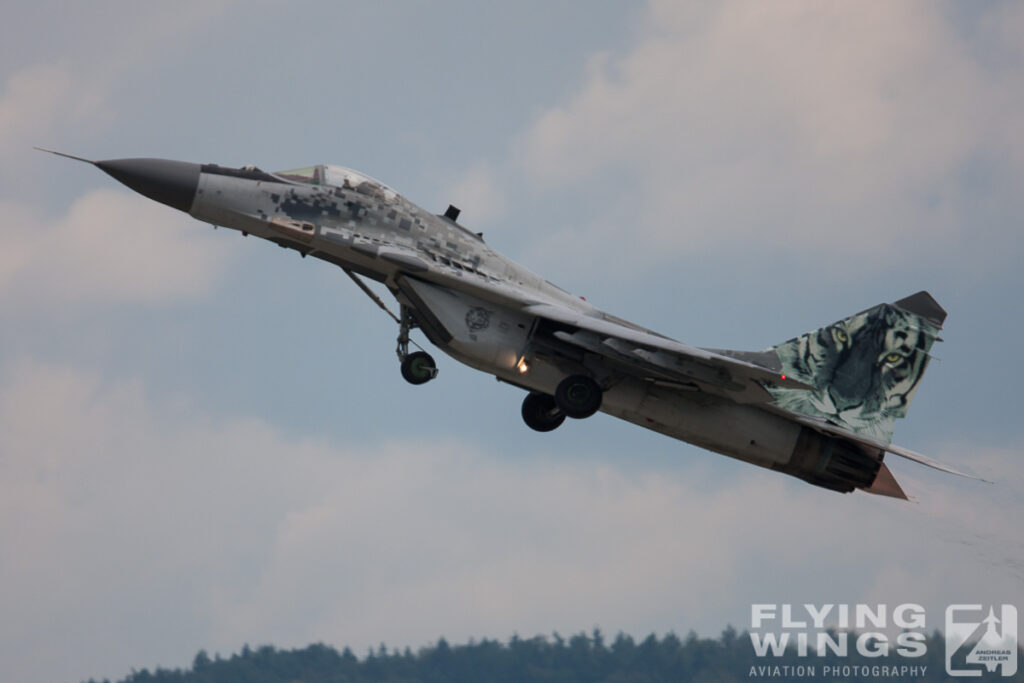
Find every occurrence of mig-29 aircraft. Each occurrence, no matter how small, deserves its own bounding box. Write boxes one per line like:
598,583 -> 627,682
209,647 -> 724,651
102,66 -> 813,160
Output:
40,149 -> 983,500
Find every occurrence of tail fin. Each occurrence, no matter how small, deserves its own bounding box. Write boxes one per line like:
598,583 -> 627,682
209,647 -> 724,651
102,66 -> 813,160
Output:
765,291 -> 945,443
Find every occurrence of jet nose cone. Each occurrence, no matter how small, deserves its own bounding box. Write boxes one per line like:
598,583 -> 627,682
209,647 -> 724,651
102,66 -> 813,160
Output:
95,158 -> 201,213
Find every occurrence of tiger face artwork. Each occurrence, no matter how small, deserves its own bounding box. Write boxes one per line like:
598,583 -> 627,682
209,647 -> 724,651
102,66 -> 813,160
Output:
765,303 -> 941,442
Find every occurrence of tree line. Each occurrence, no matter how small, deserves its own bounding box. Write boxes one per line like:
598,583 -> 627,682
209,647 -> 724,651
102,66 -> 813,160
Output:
84,627 -> 1022,683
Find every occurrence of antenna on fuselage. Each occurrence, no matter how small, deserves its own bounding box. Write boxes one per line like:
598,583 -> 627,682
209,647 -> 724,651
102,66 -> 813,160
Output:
443,204 -> 461,222
440,203 -> 483,240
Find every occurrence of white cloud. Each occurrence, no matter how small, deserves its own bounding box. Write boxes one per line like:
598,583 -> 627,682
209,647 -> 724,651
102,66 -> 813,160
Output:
439,161 -> 507,225
0,62 -> 108,161
0,359 -> 1019,682
514,1 -> 1024,275
0,189 -> 231,311
0,2 -> 238,188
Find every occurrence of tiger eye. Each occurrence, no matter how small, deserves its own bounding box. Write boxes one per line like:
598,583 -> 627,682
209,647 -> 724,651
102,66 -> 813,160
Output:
885,352 -> 902,363
835,329 -> 848,343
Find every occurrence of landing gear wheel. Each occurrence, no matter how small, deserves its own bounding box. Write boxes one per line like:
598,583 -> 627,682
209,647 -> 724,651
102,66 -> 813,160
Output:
554,375 -> 602,418
521,393 -> 566,432
401,351 -> 437,385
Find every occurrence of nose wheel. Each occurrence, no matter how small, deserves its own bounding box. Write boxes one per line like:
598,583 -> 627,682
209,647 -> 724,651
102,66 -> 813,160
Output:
401,351 -> 437,385
397,304 -> 437,385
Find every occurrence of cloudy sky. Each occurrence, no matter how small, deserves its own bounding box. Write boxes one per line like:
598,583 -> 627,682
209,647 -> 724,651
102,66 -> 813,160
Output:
2,2 -> 1022,681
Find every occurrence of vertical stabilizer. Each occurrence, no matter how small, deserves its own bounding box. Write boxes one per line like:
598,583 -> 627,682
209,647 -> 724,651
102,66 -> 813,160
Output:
764,292 -> 944,443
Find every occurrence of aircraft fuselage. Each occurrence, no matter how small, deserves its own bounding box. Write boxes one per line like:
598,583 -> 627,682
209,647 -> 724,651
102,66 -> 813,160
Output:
188,163 -> 850,490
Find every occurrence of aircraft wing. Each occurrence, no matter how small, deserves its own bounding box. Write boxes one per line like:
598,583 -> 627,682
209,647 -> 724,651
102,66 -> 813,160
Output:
522,302 -> 812,400
392,270 -> 807,400
523,298 -> 987,486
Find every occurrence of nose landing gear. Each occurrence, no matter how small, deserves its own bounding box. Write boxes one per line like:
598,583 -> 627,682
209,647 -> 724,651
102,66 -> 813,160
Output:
397,304 -> 437,385
341,268 -> 439,386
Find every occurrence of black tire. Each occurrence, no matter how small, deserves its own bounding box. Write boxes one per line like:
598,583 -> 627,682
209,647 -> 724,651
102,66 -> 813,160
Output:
521,393 -> 566,432
554,375 -> 602,419
401,351 -> 437,385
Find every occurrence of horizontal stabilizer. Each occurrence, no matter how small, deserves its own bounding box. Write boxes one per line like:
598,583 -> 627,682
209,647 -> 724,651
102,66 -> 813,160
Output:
884,442 -> 992,483
782,411 -> 990,483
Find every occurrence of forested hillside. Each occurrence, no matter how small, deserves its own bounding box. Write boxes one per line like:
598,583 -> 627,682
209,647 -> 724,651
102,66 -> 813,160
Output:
85,629 -> 1021,683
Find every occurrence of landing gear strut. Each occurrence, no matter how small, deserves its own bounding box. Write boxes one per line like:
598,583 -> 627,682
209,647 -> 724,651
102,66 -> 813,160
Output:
340,269 -> 438,386
521,392 -> 566,432
397,304 -> 437,385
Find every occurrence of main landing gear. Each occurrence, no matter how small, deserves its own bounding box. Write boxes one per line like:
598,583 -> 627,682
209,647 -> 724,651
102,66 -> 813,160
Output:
397,304 -> 437,385
521,374 -> 603,432
554,374 -> 602,418
521,392 -> 565,432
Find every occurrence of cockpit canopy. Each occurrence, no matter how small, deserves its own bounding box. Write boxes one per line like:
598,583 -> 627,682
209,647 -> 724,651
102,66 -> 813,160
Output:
274,164 -> 397,201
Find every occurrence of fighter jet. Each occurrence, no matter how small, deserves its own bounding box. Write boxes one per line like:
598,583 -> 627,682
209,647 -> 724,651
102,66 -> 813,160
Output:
40,149 -> 984,499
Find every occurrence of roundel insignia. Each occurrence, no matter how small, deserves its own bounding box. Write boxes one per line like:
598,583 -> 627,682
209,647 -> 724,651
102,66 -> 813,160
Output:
465,307 -> 491,332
